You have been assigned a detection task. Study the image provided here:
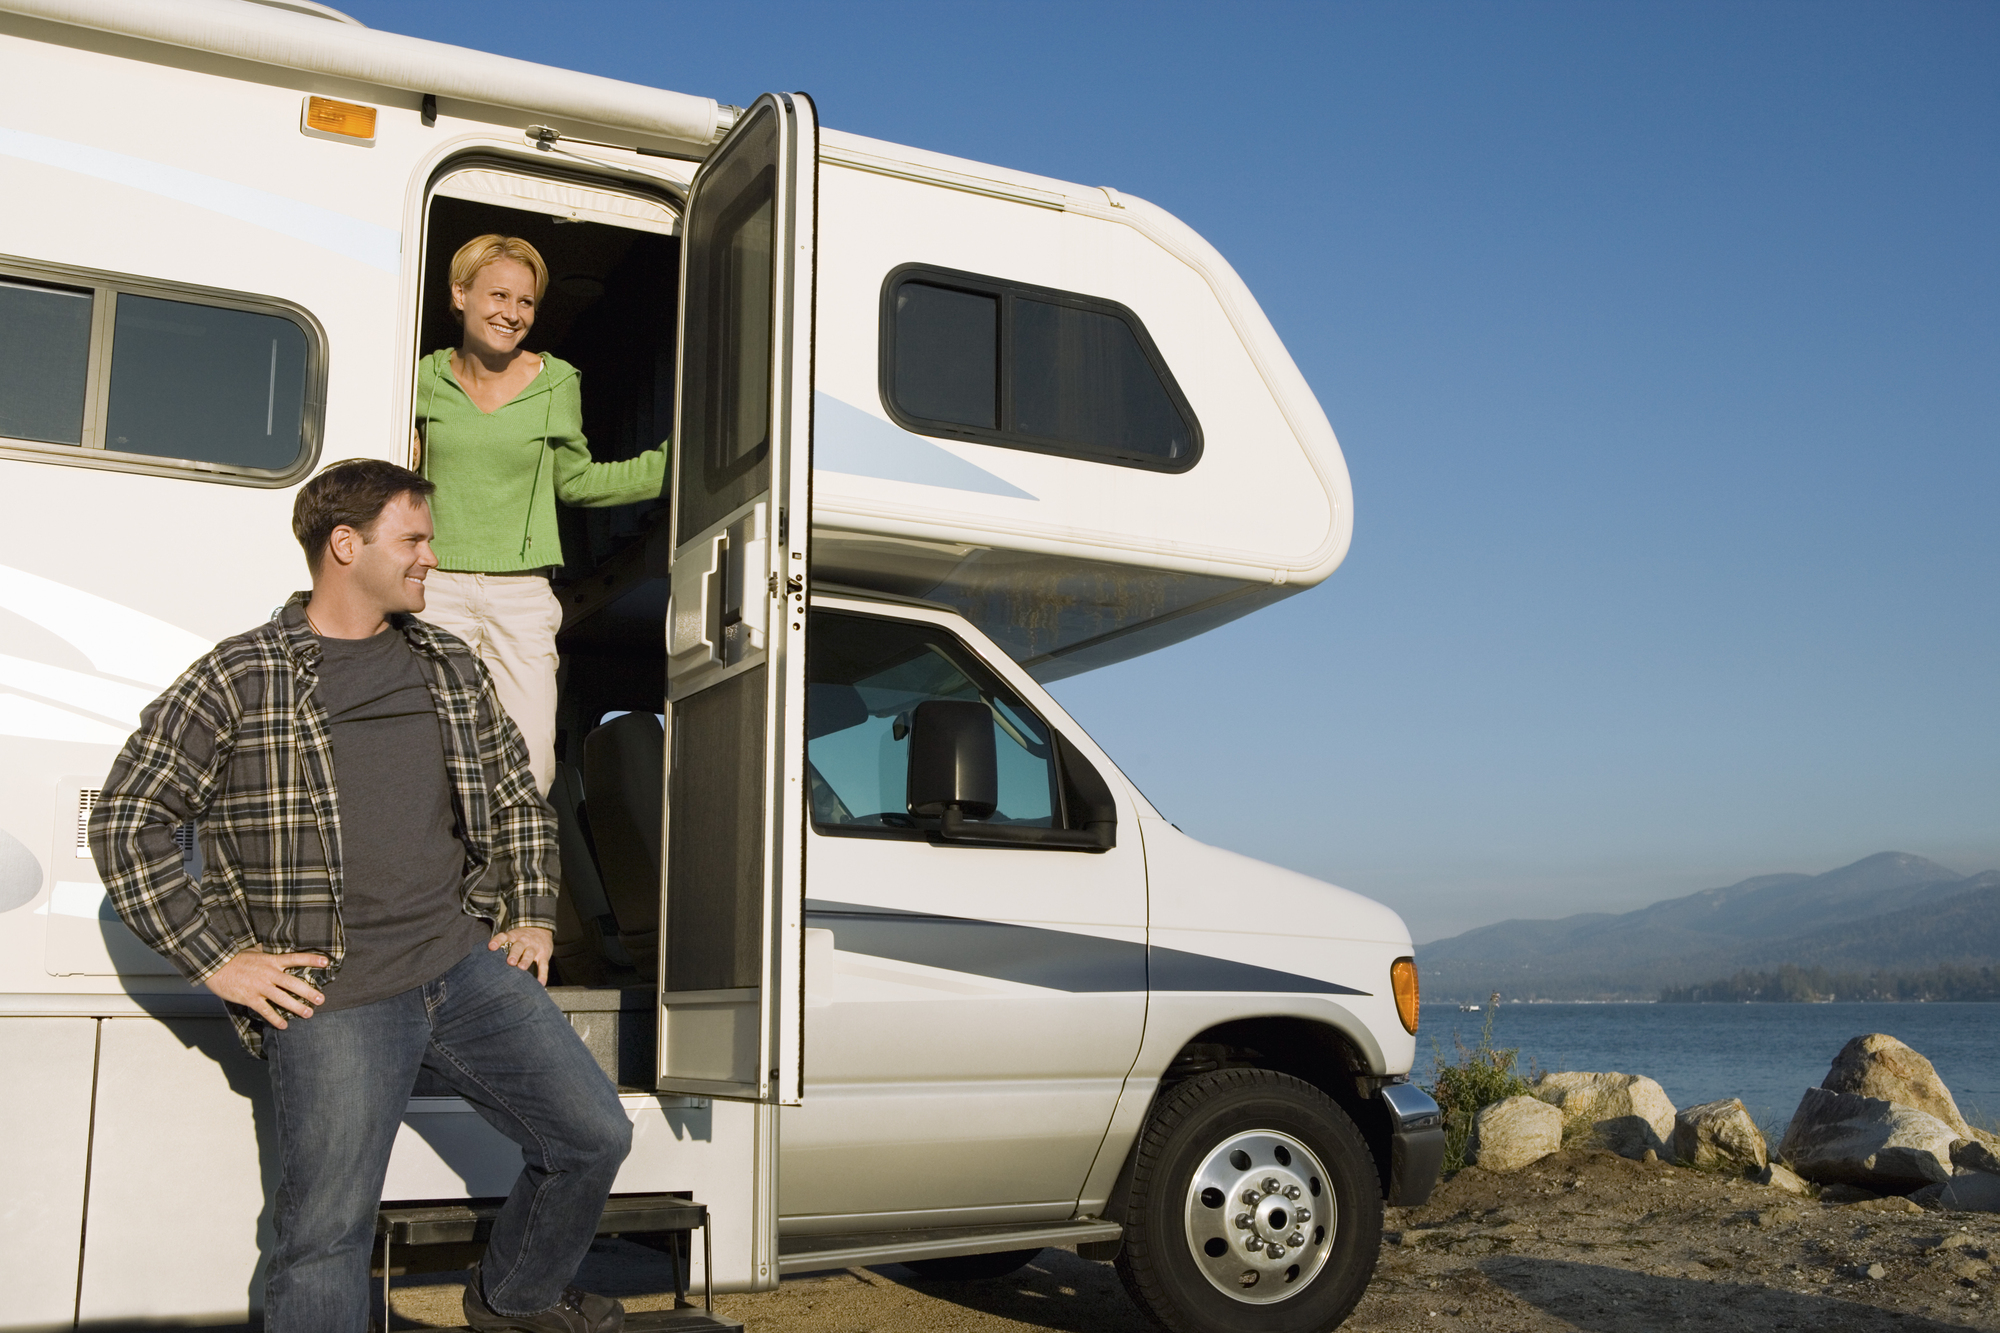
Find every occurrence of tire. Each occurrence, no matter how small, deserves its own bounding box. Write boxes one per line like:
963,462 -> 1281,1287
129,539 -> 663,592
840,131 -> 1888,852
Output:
901,1247 -> 1044,1281
1115,1068 -> 1382,1333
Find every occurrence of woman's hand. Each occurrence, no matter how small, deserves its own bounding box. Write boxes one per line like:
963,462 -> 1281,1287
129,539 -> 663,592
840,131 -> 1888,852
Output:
489,926 -> 555,984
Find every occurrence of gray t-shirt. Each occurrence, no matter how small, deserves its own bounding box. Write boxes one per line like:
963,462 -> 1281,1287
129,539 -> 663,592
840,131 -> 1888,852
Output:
312,628 -> 489,1013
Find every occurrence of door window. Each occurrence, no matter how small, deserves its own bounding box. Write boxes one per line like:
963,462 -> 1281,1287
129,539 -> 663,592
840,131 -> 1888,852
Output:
808,611 -> 1059,834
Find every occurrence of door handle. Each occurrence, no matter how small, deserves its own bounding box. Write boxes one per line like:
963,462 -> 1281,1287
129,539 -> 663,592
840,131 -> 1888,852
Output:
669,533 -> 726,667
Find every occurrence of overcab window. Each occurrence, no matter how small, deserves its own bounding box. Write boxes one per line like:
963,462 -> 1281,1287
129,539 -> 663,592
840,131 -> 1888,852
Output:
881,265 -> 1201,473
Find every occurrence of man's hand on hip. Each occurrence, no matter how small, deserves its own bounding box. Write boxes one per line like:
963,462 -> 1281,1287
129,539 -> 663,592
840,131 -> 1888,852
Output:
489,926 -> 554,985
203,950 -> 329,1028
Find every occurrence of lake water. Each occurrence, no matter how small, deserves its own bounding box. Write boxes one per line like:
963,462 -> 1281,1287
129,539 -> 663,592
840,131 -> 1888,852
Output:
1419,1002 -> 2000,1140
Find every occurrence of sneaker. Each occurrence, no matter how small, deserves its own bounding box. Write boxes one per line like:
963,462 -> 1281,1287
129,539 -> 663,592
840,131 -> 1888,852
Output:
463,1263 -> 625,1333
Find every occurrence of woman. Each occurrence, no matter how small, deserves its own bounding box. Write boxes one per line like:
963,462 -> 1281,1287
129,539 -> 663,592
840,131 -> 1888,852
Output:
414,234 -> 667,793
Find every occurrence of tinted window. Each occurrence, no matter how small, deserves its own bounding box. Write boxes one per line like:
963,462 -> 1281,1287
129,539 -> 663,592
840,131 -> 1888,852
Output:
808,611 -> 1057,833
881,265 -> 1200,472
1012,297 -> 1192,461
892,282 -> 996,428
0,278 -> 93,446
104,295 -> 309,469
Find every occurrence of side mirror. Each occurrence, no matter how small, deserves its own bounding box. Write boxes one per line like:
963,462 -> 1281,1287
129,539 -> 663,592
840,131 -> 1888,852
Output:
906,700 -> 997,821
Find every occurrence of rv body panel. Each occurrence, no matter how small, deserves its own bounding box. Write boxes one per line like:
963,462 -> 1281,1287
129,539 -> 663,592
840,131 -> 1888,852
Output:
0,1016 -> 95,1330
0,3 -> 1421,1324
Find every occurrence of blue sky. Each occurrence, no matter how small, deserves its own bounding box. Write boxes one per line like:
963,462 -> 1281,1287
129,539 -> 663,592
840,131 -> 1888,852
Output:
341,1 -> 1999,941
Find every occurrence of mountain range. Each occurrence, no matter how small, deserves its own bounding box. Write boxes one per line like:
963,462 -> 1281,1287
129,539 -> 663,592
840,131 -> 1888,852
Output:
1418,852 -> 2000,1001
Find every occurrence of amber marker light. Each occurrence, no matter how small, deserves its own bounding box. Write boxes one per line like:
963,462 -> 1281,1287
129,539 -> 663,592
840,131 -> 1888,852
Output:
301,96 -> 378,145
1391,957 -> 1419,1034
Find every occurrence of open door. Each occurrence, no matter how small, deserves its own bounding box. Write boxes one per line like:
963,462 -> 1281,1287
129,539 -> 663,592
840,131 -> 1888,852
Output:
658,92 -> 815,1104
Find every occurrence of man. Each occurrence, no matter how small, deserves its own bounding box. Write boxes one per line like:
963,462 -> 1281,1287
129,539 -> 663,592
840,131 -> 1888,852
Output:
91,459 -> 630,1333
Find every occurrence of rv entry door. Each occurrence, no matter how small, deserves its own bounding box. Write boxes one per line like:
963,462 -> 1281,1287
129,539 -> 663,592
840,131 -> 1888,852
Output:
659,93 -> 816,1104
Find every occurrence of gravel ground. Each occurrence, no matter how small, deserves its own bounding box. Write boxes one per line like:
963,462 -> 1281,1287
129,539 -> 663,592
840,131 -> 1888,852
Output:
384,1150 -> 2000,1331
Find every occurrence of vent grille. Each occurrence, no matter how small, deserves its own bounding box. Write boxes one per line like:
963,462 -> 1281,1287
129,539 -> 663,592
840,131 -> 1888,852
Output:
74,788 -> 195,861
76,788 -> 98,858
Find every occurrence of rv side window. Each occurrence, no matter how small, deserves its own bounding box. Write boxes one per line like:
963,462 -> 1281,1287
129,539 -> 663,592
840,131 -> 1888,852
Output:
807,610 -> 1061,838
0,259 -> 322,485
881,265 -> 1201,473
0,277 -> 93,446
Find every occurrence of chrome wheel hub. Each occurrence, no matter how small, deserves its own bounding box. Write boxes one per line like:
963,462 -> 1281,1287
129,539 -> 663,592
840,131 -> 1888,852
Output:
1184,1129 -> 1334,1303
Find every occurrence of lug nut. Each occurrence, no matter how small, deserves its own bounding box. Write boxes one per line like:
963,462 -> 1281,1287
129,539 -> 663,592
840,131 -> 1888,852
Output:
1283,1184 -> 1302,1200
1267,1243 -> 1287,1259
1242,1189 -> 1262,1206
1294,1207 -> 1311,1223
1287,1230 -> 1306,1247
1244,1236 -> 1263,1252
1261,1177 -> 1281,1193
1234,1213 -> 1254,1230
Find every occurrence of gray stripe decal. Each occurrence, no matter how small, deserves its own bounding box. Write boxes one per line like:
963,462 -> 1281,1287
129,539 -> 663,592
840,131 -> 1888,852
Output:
804,899 -> 1367,997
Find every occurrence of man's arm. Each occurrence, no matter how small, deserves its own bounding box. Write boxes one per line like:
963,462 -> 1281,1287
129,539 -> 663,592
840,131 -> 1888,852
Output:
92,661 -> 333,1024
90,661 -> 245,985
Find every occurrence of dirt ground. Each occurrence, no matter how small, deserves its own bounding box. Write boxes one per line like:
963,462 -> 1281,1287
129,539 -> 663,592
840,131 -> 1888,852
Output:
385,1150 -> 2000,1331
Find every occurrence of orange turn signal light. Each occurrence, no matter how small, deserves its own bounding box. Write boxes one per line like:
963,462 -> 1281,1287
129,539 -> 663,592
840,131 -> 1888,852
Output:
1391,957 -> 1420,1034
302,96 -> 377,144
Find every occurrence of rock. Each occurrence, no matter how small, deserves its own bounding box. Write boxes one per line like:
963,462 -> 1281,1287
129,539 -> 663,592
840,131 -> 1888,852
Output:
1846,1195 -> 1924,1215
1821,1182 -> 1882,1204
1531,1071 -> 1677,1160
1821,1034 -> 1974,1138
1951,1258 -> 1992,1282
1778,1087 -> 1956,1192
1468,1095 -> 1563,1172
1929,1173 -> 2000,1215
1673,1098 -> 1770,1173
1952,1138 -> 2000,1176
1753,1162 -> 1814,1197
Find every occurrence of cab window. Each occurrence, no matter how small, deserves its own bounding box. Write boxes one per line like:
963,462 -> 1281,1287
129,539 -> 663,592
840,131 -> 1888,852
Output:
808,610 -> 1058,834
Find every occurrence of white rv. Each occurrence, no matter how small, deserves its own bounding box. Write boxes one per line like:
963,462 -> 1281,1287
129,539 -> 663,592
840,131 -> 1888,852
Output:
0,2 -> 1442,1329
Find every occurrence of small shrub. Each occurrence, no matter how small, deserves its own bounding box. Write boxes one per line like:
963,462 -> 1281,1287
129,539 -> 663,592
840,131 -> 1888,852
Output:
1426,1006 -> 1535,1174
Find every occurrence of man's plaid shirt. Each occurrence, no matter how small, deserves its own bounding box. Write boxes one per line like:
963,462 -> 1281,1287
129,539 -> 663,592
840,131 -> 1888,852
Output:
89,593 -> 560,1056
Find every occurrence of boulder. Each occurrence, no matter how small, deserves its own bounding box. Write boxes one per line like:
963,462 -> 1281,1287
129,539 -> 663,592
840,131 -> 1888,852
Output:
1672,1098 -> 1769,1173
1752,1162 -> 1814,1197
1820,1034 -> 1973,1138
1468,1095 -> 1563,1173
1778,1086 -> 1956,1192
1951,1137 -> 2000,1176
1911,1173 -> 2000,1214
1530,1071 -> 1677,1160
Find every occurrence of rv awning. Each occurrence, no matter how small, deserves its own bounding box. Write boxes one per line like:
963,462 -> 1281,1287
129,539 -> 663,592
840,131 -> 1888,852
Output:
2,0 -> 728,151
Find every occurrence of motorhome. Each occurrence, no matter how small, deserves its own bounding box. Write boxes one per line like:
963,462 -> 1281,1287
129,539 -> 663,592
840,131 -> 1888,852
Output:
0,1 -> 1443,1329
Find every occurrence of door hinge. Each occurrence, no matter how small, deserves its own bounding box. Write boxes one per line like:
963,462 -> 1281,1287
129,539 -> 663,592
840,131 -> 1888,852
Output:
768,572 -> 779,597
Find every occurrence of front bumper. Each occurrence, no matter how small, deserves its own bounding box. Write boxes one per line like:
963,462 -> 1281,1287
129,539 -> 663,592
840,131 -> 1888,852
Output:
1377,1082 -> 1445,1207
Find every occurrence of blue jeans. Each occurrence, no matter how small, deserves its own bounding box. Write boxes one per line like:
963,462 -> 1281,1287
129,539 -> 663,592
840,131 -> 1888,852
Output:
262,945 -> 632,1332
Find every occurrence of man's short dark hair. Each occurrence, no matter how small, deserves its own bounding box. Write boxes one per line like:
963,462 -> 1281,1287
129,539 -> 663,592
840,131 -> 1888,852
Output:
292,459 -> 436,574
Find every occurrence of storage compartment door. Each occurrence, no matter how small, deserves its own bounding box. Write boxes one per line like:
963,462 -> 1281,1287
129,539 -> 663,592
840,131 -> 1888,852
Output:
658,93 -> 816,1104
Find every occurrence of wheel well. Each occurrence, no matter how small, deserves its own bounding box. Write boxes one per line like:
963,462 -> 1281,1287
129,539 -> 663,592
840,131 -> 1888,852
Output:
1107,1018 -> 1398,1213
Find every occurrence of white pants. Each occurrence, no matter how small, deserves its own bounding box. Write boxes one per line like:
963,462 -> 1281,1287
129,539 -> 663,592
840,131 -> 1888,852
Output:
420,569 -> 561,794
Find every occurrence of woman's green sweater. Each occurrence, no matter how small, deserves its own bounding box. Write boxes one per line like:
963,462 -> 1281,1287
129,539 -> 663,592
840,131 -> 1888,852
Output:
414,349 -> 668,572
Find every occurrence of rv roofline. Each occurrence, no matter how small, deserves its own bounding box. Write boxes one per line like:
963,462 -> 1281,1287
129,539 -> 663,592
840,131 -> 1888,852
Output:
0,0 -> 730,150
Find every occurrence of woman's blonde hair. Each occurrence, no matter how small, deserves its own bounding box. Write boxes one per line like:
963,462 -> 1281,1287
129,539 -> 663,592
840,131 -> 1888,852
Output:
448,234 -> 549,317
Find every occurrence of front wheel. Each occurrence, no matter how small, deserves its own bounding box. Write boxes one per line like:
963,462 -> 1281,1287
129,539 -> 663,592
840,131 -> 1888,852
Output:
1115,1068 -> 1382,1333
